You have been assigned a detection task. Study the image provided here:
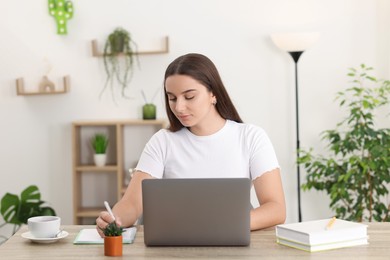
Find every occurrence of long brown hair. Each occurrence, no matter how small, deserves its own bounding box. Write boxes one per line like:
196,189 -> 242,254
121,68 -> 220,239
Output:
164,53 -> 243,131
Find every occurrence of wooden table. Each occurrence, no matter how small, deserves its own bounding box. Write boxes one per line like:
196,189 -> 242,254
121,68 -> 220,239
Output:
1,223 -> 389,259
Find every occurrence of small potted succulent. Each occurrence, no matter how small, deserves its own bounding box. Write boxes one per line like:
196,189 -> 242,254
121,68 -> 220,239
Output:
91,133 -> 108,167
102,222 -> 124,256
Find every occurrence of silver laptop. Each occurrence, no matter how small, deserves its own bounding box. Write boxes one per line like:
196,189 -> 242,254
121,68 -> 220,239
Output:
142,178 -> 251,246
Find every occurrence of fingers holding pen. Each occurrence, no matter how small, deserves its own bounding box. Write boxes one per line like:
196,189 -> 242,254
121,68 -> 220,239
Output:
96,211 -> 122,237
97,201 -> 122,237
96,211 -> 114,237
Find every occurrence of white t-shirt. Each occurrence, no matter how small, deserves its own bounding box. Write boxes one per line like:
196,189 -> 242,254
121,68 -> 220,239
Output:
136,120 -> 279,180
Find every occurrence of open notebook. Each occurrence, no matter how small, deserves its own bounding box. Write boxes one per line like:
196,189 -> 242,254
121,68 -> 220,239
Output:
73,227 -> 137,244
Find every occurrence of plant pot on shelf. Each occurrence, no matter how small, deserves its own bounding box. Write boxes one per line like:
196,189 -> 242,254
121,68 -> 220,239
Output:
142,103 -> 156,120
91,133 -> 108,166
109,32 -> 125,53
94,154 -> 107,167
104,235 -> 123,256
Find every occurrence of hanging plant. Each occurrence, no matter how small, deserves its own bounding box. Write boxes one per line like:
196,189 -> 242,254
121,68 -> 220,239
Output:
100,27 -> 139,102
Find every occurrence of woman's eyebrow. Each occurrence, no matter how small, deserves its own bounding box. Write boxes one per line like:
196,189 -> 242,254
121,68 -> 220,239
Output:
166,89 -> 197,96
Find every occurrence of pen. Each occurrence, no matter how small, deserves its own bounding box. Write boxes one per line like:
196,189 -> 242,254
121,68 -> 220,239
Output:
104,201 -> 116,221
325,216 -> 336,230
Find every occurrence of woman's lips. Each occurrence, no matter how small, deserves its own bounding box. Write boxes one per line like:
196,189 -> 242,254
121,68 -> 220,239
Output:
177,114 -> 191,121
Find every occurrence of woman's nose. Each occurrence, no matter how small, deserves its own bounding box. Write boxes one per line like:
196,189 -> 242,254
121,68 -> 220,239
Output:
175,98 -> 185,112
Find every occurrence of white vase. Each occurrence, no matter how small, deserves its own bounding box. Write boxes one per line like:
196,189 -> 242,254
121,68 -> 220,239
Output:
94,154 -> 107,167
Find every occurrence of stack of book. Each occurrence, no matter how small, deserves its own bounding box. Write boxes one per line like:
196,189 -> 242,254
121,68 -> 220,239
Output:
275,218 -> 368,252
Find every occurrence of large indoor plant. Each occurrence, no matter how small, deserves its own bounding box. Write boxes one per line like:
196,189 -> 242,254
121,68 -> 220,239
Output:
298,64 -> 390,222
0,185 -> 56,244
100,27 -> 138,101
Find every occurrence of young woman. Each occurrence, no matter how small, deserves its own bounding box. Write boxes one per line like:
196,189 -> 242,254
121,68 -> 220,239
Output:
96,53 -> 286,235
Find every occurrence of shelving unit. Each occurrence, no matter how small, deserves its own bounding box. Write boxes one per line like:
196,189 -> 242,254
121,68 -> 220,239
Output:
72,119 -> 166,224
91,36 -> 169,57
16,76 -> 70,96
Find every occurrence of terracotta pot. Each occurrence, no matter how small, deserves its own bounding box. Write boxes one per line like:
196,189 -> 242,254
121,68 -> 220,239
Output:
104,235 -> 123,256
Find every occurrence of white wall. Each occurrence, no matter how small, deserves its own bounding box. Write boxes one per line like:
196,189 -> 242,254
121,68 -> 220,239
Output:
0,0 -> 389,231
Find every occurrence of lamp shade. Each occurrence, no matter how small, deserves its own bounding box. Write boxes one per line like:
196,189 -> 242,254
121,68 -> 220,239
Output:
271,32 -> 320,52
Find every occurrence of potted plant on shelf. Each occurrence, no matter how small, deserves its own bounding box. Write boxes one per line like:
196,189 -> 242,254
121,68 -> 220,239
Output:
100,27 -> 139,101
141,89 -> 159,120
91,133 -> 108,167
102,221 -> 124,256
0,185 -> 56,244
298,64 -> 390,222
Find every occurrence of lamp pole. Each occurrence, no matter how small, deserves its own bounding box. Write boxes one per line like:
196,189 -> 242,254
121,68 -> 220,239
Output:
288,51 -> 303,222
271,31 -> 319,223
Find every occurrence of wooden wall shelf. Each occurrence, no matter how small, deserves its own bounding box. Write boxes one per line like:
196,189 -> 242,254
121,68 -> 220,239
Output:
16,76 -> 70,96
91,36 -> 169,57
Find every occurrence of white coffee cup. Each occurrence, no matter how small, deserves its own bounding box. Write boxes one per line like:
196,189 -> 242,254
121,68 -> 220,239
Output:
27,216 -> 61,238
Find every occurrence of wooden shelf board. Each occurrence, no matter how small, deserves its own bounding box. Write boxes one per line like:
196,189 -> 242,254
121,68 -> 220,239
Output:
76,207 -> 104,217
16,76 -> 70,96
91,36 -> 169,57
75,165 -> 118,172
73,119 -> 167,127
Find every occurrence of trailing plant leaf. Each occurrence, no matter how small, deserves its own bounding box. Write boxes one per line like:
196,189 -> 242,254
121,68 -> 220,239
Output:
100,27 -> 139,102
298,64 -> 390,222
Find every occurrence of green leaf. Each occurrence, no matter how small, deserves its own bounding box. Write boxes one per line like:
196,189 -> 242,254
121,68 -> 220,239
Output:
21,185 -> 40,204
39,206 -> 57,217
0,193 -> 21,225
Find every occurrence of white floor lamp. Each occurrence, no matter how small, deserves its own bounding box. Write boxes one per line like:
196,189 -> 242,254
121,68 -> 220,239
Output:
271,32 -> 319,222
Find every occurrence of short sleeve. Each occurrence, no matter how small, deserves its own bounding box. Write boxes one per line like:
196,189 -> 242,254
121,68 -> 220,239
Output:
135,129 -> 167,179
246,126 -> 280,180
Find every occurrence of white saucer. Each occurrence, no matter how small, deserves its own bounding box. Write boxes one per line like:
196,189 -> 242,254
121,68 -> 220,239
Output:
21,231 -> 69,244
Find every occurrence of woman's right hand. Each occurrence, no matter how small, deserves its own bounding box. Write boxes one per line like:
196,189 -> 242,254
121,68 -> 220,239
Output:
96,211 -> 122,238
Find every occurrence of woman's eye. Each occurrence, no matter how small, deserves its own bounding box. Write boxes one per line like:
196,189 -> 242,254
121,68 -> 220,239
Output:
168,97 -> 176,101
185,96 -> 194,100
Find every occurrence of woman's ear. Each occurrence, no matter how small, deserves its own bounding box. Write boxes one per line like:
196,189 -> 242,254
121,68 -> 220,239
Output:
211,94 -> 217,105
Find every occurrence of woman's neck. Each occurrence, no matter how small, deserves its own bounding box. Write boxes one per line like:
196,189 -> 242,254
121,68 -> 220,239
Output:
189,114 -> 226,136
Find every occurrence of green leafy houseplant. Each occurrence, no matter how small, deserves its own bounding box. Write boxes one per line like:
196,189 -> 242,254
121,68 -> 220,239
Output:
0,185 -> 56,244
298,64 -> 390,222
101,27 -> 139,101
91,133 -> 108,154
